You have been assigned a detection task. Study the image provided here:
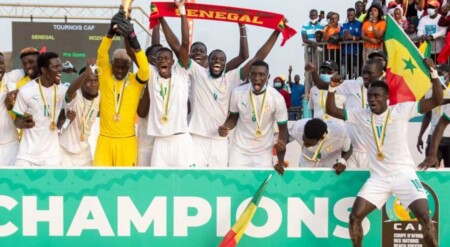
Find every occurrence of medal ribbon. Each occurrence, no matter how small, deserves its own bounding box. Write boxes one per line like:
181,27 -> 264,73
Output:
436,86 -> 450,114
81,98 -> 96,136
114,77 -> 127,116
249,89 -> 268,132
371,108 -> 391,156
302,133 -> 327,165
160,77 -> 171,118
38,79 -> 57,124
361,84 -> 366,108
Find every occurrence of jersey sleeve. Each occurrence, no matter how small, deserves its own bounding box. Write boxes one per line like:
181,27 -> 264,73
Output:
12,89 -> 27,117
227,68 -> 244,89
274,93 -> 289,124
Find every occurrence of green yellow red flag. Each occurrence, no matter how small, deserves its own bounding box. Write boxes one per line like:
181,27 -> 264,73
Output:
385,14 -> 431,104
218,174 -> 273,247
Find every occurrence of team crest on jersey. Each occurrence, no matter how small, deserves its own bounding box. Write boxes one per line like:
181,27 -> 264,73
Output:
264,104 -> 270,112
326,146 -> 332,152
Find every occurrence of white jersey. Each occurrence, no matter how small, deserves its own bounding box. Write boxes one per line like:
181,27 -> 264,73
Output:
336,77 -> 369,152
289,118 -> 351,167
0,80 -> 18,144
425,88 -> 450,137
309,86 -> 346,121
229,84 -> 288,154
147,62 -> 190,137
345,102 -> 420,177
12,80 -> 67,165
2,69 -> 25,90
188,61 -> 243,139
59,90 -> 100,154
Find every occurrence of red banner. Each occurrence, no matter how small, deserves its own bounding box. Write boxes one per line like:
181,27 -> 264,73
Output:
149,1 -> 297,46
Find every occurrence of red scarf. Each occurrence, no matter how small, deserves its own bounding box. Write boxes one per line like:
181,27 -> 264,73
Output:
149,2 -> 297,46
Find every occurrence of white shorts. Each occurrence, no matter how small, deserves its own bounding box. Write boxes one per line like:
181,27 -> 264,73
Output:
0,140 -> 19,166
151,133 -> 195,167
192,134 -> 228,168
347,150 -> 369,169
229,147 -> 273,168
137,135 -> 155,167
15,159 -> 62,167
60,147 -> 93,167
358,170 -> 427,209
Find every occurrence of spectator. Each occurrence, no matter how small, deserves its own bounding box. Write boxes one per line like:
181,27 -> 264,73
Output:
393,6 -> 409,31
302,9 -> 324,84
398,0 -> 425,27
417,0 -> 446,61
361,3 -> 386,62
387,1 -> 399,16
323,12 -> 341,63
356,1 -> 367,22
287,66 -> 305,107
406,23 -> 421,45
437,2 -> 450,63
273,76 -> 291,108
315,30 -> 325,66
341,7 -> 363,79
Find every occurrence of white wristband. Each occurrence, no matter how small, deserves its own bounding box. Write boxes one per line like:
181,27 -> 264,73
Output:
328,86 -> 337,93
336,158 -> 347,167
178,6 -> 186,15
430,69 -> 439,79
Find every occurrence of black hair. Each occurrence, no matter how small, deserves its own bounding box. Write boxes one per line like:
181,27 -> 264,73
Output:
365,58 -> 384,73
37,52 -> 59,70
364,4 -> 384,22
145,44 -> 163,57
347,8 -> 356,12
250,60 -> 269,72
304,119 -> 328,140
208,49 -> 226,61
0,52 -> 4,57
78,66 -> 86,75
310,9 -> 318,15
155,47 -> 174,58
369,80 -> 389,94
191,42 -> 207,53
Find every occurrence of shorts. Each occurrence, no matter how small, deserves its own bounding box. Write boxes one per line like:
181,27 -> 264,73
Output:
347,150 -> 369,169
0,139 -> 19,166
358,170 -> 427,209
15,159 -> 61,167
93,135 -> 137,167
151,133 -> 195,167
229,147 -> 273,168
60,146 -> 93,167
192,134 -> 228,168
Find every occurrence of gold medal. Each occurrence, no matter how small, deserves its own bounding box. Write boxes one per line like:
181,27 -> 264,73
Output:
80,134 -> 86,142
323,114 -> 329,120
114,113 -> 120,122
49,121 -> 57,131
160,115 -> 168,125
255,128 -> 263,137
377,151 -> 384,161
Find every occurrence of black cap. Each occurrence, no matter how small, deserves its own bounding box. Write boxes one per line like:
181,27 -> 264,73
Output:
437,64 -> 450,73
320,61 -> 339,71
368,50 -> 387,61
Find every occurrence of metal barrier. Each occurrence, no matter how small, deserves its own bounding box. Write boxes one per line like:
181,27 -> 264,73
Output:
288,106 -> 302,121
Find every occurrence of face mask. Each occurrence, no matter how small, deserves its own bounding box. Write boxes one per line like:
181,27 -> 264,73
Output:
311,18 -> 319,24
320,74 -> 333,83
274,82 -> 282,88
251,82 -> 267,93
428,8 -> 437,16
439,76 -> 447,85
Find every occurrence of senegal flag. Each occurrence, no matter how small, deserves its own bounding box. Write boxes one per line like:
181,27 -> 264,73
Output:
385,14 -> 431,105
218,174 -> 273,247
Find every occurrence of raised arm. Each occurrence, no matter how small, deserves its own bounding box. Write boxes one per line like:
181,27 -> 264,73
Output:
65,59 -> 96,103
225,23 -> 249,72
240,30 -> 280,80
177,0 -> 190,68
419,59 -> 444,113
305,62 -> 329,90
159,17 -> 181,58
325,79 -> 345,120
287,66 -> 292,84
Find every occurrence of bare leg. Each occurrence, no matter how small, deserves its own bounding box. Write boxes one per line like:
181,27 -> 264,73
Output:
408,198 -> 438,247
349,196 -> 377,247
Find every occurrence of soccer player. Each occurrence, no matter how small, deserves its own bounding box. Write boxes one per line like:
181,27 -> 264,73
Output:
326,58 -> 440,247
0,53 -> 19,165
59,59 -> 100,166
219,60 -> 288,169
306,58 -> 385,169
12,52 -> 67,166
289,118 -> 352,173
93,11 -> 149,166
